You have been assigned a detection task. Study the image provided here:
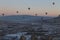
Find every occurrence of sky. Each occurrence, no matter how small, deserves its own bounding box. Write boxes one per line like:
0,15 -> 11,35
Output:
0,0 -> 60,16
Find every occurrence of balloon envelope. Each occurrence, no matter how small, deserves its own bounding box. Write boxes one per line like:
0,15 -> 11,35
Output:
52,2 -> 55,5
16,11 -> 19,13
2,13 -> 4,16
45,12 -> 48,15
28,8 -> 30,10
35,14 -> 37,16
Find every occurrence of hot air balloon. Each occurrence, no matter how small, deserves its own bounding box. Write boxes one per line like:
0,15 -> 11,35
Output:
58,14 -> 60,17
2,13 -> 4,16
28,7 -> 30,10
35,14 -> 37,16
16,11 -> 19,13
52,2 -> 55,5
45,12 -> 48,15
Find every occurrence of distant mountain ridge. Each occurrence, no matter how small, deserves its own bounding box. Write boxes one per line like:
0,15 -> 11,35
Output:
46,16 -> 60,23
0,15 -> 54,23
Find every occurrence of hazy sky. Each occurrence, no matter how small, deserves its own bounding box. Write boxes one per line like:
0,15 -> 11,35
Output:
0,0 -> 60,16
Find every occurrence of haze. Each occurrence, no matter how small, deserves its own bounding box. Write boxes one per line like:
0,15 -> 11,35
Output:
0,0 -> 60,16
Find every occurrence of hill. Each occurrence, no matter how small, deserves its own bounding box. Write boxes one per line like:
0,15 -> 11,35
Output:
0,15 -> 53,23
